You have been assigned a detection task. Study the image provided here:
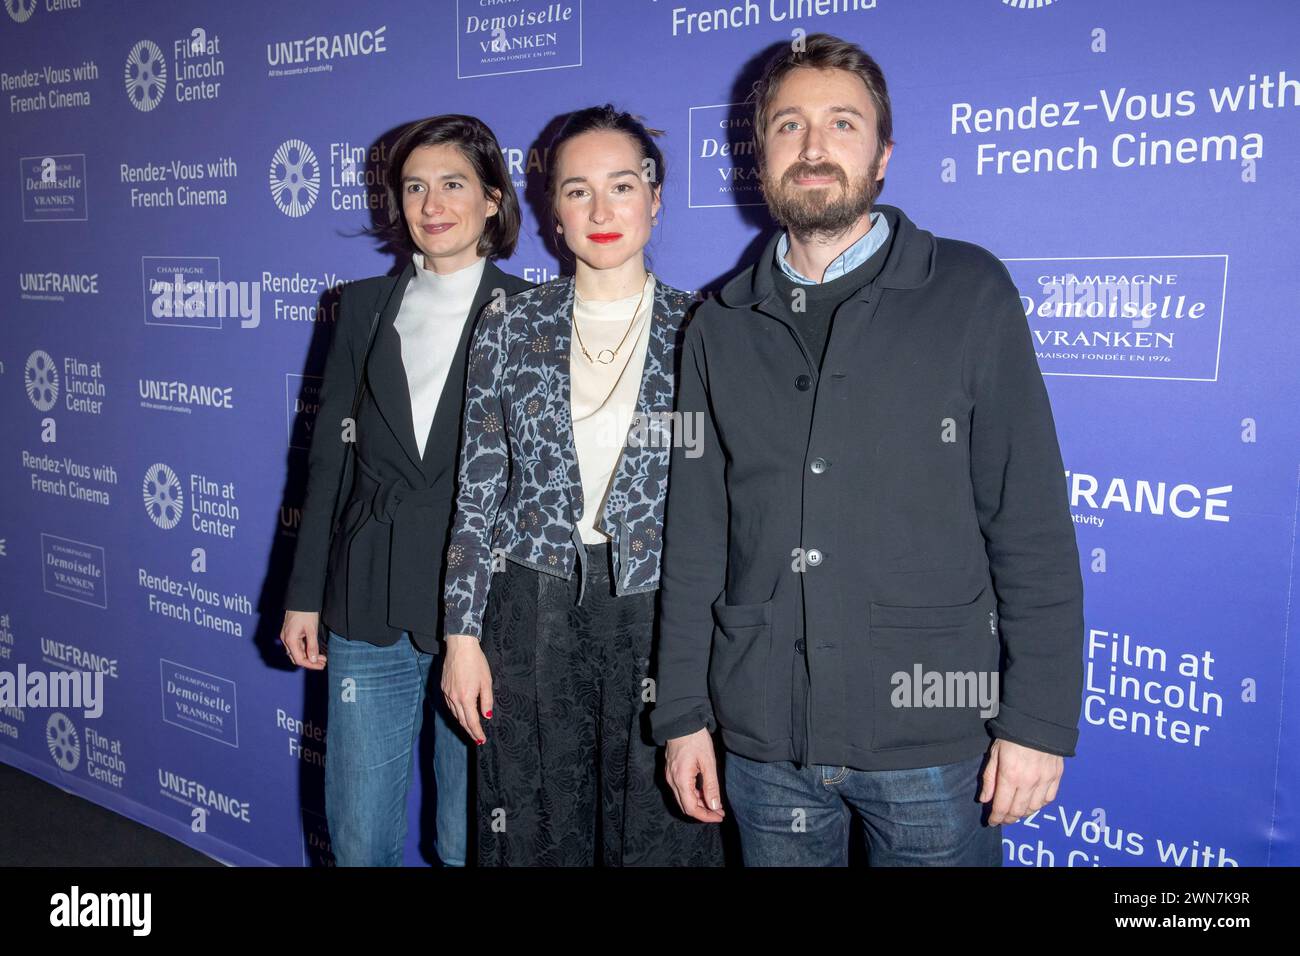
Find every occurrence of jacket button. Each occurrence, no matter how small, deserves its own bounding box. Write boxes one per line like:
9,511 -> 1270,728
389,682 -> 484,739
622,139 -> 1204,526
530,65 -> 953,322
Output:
805,547 -> 823,566
795,639 -> 806,654
795,374 -> 812,391
809,457 -> 827,474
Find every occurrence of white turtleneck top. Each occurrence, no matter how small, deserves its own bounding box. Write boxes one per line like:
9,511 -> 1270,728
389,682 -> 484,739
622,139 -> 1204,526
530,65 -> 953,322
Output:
394,251 -> 486,459
570,272 -> 655,545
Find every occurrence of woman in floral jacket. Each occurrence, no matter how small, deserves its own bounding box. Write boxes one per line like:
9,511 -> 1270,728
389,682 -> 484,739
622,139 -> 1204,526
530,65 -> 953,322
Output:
440,104 -> 725,867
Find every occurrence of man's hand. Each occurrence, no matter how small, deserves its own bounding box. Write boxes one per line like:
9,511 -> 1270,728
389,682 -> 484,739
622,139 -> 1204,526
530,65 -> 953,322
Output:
664,728 -> 726,823
979,737 -> 1063,824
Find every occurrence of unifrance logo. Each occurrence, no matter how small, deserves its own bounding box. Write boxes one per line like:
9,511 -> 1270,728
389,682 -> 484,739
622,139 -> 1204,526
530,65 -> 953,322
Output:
6,0 -> 36,23
1001,0 -> 1057,8
25,350 -> 59,411
269,139 -> 321,216
142,463 -> 184,530
46,711 -> 80,771
124,40 -> 167,111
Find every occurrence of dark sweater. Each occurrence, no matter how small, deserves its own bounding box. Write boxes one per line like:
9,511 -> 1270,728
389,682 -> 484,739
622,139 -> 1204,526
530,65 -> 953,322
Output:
769,228 -> 893,369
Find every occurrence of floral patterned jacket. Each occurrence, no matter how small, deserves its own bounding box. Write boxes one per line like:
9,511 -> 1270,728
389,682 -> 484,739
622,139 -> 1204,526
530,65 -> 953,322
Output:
443,273 -> 694,638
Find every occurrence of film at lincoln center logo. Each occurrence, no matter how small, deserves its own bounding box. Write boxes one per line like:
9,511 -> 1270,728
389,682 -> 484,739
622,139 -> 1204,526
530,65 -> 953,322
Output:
143,462 -> 185,530
124,39 -> 168,112
25,349 -> 59,412
47,712 -> 81,772
5,0 -> 36,24
269,139 -> 321,217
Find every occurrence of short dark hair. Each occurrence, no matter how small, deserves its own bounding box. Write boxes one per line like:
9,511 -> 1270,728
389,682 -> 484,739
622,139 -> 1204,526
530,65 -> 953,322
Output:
382,114 -> 521,259
544,103 -> 666,258
751,34 -> 894,190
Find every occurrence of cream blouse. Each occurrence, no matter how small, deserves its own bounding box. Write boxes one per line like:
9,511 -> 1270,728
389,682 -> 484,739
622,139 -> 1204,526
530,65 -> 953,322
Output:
569,272 -> 655,544
396,251 -> 486,458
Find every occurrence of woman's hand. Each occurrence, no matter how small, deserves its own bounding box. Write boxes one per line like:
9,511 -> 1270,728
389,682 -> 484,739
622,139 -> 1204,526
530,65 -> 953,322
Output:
281,610 -> 327,670
443,634 -> 493,745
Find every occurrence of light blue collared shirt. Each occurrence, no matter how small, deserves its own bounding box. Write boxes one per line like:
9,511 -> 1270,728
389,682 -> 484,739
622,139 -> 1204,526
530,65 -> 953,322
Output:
775,210 -> 890,285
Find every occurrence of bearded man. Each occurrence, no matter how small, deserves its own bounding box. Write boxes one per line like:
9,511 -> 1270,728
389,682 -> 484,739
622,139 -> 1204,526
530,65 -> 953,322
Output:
651,33 -> 1085,867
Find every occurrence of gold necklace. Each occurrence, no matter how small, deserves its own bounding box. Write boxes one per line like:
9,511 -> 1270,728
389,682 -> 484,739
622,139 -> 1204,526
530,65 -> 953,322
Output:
572,274 -> 650,364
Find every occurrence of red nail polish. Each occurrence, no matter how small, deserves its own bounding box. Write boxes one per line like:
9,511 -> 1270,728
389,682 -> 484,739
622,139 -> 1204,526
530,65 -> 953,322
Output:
485,710 -> 493,718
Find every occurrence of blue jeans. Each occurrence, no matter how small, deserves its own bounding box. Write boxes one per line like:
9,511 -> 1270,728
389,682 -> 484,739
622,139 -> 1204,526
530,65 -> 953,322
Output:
724,750 -> 1002,866
323,628 -> 468,866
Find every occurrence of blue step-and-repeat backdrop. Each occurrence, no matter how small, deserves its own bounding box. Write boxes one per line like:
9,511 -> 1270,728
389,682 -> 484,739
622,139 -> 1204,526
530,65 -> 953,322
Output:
1,0 -> 1297,866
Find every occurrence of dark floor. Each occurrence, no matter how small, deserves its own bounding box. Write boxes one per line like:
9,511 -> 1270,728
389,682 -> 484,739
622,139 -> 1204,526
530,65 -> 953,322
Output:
0,760 -> 221,866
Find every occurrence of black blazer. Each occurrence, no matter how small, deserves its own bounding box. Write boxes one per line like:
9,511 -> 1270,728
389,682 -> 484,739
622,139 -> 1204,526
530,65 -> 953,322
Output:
284,257 -> 534,652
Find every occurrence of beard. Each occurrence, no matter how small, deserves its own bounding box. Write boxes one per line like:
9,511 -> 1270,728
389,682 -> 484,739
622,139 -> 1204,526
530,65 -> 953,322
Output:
761,154 -> 881,242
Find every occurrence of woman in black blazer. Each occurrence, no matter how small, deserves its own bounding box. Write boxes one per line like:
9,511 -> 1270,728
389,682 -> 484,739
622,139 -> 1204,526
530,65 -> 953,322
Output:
280,115 -> 532,866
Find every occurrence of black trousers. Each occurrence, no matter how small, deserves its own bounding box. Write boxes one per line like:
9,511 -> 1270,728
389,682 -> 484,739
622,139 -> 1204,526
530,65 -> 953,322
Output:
475,542 -> 725,866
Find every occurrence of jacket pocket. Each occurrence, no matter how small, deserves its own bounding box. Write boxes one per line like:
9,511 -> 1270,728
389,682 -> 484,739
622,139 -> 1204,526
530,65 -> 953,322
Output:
707,594 -> 772,744
866,586 -> 999,751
